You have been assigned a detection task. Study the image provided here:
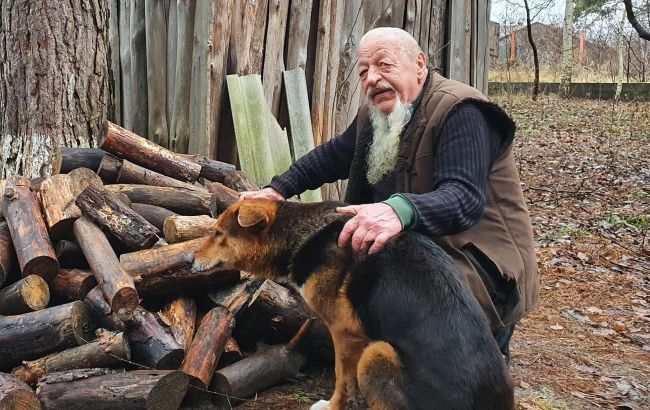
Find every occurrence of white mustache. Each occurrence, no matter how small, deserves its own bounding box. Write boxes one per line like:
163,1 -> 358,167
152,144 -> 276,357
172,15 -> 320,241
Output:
367,83 -> 395,98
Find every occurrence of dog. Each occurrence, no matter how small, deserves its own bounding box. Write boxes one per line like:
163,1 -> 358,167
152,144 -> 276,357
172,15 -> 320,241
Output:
193,199 -> 514,410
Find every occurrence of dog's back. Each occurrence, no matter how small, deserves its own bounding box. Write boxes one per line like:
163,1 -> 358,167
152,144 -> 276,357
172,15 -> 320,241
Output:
347,232 -> 514,410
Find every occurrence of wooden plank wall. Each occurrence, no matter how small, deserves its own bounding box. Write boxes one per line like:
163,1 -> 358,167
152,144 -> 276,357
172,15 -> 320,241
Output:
112,0 -> 491,199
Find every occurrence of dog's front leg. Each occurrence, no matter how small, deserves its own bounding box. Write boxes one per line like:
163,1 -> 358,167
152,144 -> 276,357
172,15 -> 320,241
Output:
326,329 -> 367,410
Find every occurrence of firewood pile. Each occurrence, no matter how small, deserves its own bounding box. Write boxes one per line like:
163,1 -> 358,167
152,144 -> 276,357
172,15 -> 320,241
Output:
0,121 -> 333,409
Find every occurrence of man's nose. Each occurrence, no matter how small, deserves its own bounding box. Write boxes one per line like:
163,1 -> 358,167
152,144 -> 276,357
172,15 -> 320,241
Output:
366,66 -> 381,86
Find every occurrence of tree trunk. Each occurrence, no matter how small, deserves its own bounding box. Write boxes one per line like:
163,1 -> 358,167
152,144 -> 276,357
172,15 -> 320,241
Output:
617,9 -> 626,100
106,184 -> 217,216
117,159 -> 207,192
0,275 -> 50,316
0,372 -> 40,410
49,268 -> 97,303
523,0 -> 540,100
163,215 -> 216,243
0,0 -> 110,179
560,0 -> 575,98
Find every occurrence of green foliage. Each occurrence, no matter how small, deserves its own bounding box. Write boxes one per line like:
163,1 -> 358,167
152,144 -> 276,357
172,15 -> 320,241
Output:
293,389 -> 316,404
574,0 -> 617,19
606,214 -> 649,230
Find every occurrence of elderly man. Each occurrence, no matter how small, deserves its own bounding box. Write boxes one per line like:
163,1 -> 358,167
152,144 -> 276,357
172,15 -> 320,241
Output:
241,27 -> 538,362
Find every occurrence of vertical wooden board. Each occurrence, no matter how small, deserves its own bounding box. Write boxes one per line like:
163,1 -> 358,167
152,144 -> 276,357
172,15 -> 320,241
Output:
108,0 -> 122,124
428,0 -> 446,72
228,0 -> 268,75
226,75 -> 256,180
363,0 -> 383,32
166,0 -> 177,130
130,0 -> 148,137
286,0 -> 314,70
382,0 -> 406,28
418,0 -> 431,54
335,0 -> 363,136
465,0 -> 474,85
311,0 -> 332,147
476,0 -> 490,94
263,0 -> 290,117
283,69 -> 322,203
119,0 -> 132,129
322,0 -> 343,143
405,0 -> 418,36
145,0 -> 169,147
264,111 -> 292,184
446,0 -> 465,81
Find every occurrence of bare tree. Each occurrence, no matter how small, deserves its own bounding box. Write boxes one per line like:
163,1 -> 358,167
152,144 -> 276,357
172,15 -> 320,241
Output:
616,8 -> 626,99
624,0 -> 650,40
560,0 -> 575,97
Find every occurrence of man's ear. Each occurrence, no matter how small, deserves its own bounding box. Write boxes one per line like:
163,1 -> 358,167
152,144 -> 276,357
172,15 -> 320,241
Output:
416,51 -> 428,81
237,203 -> 270,228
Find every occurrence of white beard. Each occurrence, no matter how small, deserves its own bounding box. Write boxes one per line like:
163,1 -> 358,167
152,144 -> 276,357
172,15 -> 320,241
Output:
366,96 -> 413,185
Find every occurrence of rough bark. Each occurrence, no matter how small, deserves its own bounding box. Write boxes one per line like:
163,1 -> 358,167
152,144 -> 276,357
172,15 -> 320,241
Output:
131,203 -> 178,232
0,221 -> 16,287
163,215 -> 216,243
158,296 -> 197,351
106,184 -> 217,216
560,0 -> 575,97
198,278 -> 264,318
117,159 -> 207,192
13,330 -> 130,385
0,0 -> 110,179
36,369 -> 189,410
623,0 -> 650,40
84,286 -> 126,331
2,176 -> 59,282
0,372 -> 40,410
49,268 -> 97,302
96,153 -> 123,184
0,301 -> 95,369
53,148 -> 107,175
0,275 -> 50,316
203,182 -> 239,214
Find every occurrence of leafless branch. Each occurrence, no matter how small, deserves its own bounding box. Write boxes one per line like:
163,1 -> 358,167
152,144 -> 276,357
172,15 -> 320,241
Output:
623,0 -> 650,40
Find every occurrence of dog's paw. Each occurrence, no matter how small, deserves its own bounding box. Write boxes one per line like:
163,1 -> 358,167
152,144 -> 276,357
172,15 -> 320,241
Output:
310,400 -> 330,410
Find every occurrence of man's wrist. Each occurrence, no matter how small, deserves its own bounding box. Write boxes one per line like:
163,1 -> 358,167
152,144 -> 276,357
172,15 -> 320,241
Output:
383,194 -> 417,230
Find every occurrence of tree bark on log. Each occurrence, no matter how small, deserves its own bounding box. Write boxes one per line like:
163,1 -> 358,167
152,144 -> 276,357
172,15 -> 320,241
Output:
0,301 -> 95,369
0,275 -> 50,315
181,307 -> 234,388
163,215 -> 216,244
73,217 -> 139,313
76,183 -> 160,250
35,369 -> 189,410
2,176 -> 59,282
203,182 -> 239,214
49,268 -> 97,302
0,0 -> 110,179
235,279 -> 333,358
96,153 -> 122,184
39,168 -> 103,240
158,297 -> 197,352
12,330 -> 130,385
53,148 -> 107,175
83,286 -> 126,331
106,184 -> 217,216
0,372 -> 40,410
117,159 -> 207,192
131,203 -> 177,232
198,278 -> 264,317
0,221 -> 16,287
119,237 -> 240,296
123,307 -> 185,370
54,240 -> 89,269
99,121 -> 201,183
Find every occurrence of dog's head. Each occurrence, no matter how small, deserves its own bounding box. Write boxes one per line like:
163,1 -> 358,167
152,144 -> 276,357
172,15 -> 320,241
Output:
192,199 -> 279,276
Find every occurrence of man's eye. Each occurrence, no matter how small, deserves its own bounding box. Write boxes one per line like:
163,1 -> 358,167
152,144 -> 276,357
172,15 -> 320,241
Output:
359,70 -> 367,77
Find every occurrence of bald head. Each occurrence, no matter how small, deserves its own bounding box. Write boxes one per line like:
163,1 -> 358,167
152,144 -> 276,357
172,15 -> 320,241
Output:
359,27 -> 423,58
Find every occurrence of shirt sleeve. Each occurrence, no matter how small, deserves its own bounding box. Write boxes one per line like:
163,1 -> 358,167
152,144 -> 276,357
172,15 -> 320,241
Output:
399,103 -> 502,237
266,116 -> 358,198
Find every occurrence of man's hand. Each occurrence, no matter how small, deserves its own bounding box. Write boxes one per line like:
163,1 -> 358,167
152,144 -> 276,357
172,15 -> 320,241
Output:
336,203 -> 402,255
239,187 -> 285,201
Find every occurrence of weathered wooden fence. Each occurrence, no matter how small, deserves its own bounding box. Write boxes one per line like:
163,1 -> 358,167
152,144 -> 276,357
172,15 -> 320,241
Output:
109,0 -> 492,165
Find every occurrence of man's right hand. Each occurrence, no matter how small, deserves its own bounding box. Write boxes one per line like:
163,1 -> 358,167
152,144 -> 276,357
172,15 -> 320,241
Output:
239,187 -> 285,201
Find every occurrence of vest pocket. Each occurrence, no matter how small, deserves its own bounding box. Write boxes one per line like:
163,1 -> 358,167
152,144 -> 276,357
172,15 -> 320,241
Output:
461,242 -> 521,322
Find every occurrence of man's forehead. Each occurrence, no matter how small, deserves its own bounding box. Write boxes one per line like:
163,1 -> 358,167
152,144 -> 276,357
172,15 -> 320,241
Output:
358,39 -> 406,61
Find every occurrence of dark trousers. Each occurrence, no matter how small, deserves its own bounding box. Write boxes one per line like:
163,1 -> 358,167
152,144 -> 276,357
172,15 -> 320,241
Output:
493,324 -> 515,366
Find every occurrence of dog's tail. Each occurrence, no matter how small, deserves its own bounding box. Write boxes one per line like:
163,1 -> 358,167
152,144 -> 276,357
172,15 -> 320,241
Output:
357,341 -> 409,410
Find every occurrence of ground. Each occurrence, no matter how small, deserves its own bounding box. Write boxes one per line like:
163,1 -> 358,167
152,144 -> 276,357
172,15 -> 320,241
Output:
230,94 -> 650,409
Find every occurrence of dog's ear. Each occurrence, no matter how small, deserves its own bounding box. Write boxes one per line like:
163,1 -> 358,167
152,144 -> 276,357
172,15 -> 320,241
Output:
237,203 -> 270,229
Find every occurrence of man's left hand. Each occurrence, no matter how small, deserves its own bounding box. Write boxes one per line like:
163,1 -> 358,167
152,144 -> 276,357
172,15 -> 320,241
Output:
336,203 -> 402,255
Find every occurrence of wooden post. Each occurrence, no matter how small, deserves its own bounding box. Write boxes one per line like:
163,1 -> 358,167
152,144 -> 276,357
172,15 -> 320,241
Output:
83,286 -> 126,331
163,215 -> 216,244
106,184 -> 217,216
0,221 -> 16,287
116,159 -> 207,192
73,217 -> 139,313
98,121 -> 201,183
36,369 -> 189,410
0,301 -> 95,369
39,168 -> 103,240
180,307 -> 234,388
53,147 -> 106,175
0,275 -> 50,315
49,268 -> 97,302
13,330 -> 130,385
158,297 -> 197,351
76,183 -> 160,250
2,175 -> 59,282
131,203 -> 177,232
96,153 -> 122,184
0,372 -> 40,410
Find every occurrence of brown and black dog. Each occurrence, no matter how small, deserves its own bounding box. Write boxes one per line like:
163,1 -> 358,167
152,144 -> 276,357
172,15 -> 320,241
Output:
193,199 -> 514,410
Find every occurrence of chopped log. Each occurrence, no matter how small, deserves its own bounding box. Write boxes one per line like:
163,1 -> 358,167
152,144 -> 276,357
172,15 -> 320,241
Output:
163,215 -> 216,244
0,275 -> 50,315
211,320 -> 312,401
120,237 -> 239,296
96,153 -> 122,184
36,369 -> 189,410
0,221 -> 16,287
122,307 -> 185,370
73,217 -> 139,313
117,159 -> 208,192
49,268 -> 97,302
235,279 -> 333,358
13,330 -> 130,385
2,176 -> 59,282
131,203 -> 177,232
0,301 -> 95,369
181,306 -> 234,388
198,278 -> 264,317
39,168 -> 103,240
179,154 -> 236,181
99,121 -> 201,183
158,297 -> 197,351
0,372 -> 40,410
54,240 -> 89,269
106,184 -> 217,216
76,183 -> 160,250
54,147 -> 106,175
203,182 -> 239,214
219,337 -> 243,367
83,286 -> 126,331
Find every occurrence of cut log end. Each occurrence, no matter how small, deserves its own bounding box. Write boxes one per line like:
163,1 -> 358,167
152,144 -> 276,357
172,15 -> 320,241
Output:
111,287 -> 140,314
144,371 -> 190,410
23,256 -> 59,282
21,275 -> 50,311
69,301 -> 95,345
0,373 -> 40,410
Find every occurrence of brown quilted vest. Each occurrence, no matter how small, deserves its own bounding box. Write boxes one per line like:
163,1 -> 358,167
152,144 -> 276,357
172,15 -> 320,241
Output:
345,71 -> 539,331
